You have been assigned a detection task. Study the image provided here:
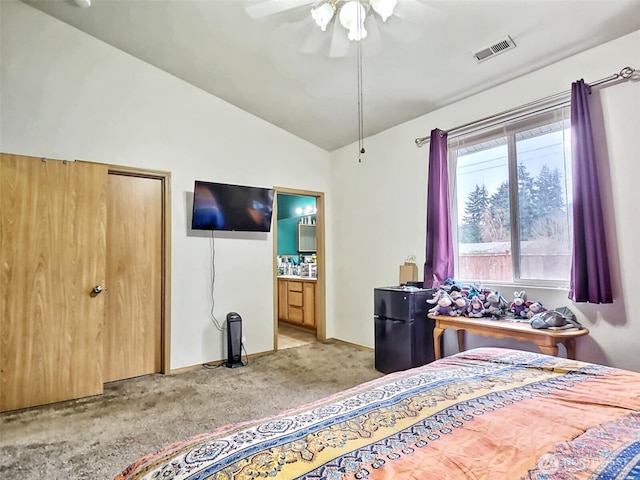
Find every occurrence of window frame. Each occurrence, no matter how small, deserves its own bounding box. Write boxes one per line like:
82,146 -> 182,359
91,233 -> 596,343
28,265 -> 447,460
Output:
448,106 -> 572,288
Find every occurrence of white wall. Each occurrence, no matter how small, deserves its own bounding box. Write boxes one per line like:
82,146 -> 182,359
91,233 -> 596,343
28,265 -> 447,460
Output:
0,1 -> 332,369
3,1 -> 639,373
330,30 -> 640,372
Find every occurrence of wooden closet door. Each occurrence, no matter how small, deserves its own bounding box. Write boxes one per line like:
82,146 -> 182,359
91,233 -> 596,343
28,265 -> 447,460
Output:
0,154 -> 107,411
103,173 -> 162,383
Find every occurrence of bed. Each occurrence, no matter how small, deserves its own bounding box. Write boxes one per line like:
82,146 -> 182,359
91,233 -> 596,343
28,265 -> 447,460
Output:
115,347 -> 640,479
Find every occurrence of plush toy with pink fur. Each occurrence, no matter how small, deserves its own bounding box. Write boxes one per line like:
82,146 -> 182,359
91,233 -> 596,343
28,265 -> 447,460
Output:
484,290 -> 508,317
450,290 -> 469,316
510,291 -> 528,318
427,289 -> 458,316
526,301 -> 547,318
466,295 -> 486,318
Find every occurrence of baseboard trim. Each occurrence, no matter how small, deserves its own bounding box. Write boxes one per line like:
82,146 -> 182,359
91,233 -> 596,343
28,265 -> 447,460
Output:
168,340 -> 372,375
325,337 -> 374,352
168,348 -> 277,375
169,363 -> 204,375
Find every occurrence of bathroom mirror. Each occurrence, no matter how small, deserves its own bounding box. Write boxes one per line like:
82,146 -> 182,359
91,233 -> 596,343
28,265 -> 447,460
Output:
298,224 -> 316,252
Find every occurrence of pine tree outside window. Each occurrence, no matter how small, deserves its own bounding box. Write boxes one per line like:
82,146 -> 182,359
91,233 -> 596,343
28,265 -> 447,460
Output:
450,107 -> 572,286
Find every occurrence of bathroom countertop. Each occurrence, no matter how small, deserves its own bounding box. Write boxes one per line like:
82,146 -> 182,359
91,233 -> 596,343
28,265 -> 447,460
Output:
277,275 -> 317,281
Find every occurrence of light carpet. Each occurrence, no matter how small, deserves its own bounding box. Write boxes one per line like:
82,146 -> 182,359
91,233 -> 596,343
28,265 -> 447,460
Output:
0,341 -> 382,480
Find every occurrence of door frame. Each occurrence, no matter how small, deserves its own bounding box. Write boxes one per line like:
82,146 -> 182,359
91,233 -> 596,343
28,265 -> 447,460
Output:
272,187 -> 326,349
84,161 -> 172,375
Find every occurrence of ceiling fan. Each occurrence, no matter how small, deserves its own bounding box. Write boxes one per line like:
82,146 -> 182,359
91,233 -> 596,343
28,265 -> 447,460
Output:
245,0 -> 446,58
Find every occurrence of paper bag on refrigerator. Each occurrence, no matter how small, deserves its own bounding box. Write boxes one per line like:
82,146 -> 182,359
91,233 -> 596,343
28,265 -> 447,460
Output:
399,255 -> 418,284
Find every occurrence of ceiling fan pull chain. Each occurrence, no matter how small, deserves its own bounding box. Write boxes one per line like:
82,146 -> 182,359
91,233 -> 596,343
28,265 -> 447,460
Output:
357,0 -> 365,163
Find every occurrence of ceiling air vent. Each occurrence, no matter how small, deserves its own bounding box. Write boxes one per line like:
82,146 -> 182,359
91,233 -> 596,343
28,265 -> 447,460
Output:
473,36 -> 516,63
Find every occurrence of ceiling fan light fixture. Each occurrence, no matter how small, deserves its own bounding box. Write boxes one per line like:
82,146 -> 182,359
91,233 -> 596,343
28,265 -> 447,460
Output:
370,0 -> 397,22
311,1 -> 336,31
339,1 -> 368,41
309,0 -> 397,42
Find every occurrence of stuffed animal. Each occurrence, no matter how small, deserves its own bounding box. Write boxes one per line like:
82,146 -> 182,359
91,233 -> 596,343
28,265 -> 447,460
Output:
427,289 -> 458,316
450,290 -> 469,316
509,291 -> 528,318
466,294 -> 486,318
526,301 -> 547,318
484,290 -> 508,317
530,309 -> 583,329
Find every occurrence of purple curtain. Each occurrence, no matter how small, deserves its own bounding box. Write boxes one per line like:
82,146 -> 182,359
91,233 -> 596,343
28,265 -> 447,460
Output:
568,80 -> 613,303
424,128 -> 454,288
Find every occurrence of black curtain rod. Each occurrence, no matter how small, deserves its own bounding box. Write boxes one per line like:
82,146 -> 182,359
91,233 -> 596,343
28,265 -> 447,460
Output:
414,66 -> 637,147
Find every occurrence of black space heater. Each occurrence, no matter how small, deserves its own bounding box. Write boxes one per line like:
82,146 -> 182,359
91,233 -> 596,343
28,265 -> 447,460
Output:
226,312 -> 244,368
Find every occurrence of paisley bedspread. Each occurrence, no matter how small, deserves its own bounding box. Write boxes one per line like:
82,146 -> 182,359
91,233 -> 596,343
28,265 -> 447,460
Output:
115,347 -> 640,480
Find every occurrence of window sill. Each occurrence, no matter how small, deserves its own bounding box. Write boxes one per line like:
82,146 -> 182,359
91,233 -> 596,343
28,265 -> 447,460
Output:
466,281 -> 569,293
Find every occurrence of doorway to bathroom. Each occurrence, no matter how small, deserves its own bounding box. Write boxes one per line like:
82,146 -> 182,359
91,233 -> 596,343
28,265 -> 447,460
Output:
273,187 -> 325,351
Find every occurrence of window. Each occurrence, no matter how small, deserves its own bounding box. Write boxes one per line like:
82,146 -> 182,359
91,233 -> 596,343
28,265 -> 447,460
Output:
450,107 -> 572,285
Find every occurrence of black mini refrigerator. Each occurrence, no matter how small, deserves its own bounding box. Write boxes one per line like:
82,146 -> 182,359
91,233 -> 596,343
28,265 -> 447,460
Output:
374,286 -> 436,374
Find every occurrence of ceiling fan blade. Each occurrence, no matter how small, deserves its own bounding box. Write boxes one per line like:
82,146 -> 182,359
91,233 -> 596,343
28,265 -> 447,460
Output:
307,15 -> 385,58
300,29 -> 332,54
246,0 -> 312,20
361,15 -> 384,56
260,0 -> 434,58
328,21 -> 352,58
272,15 -> 332,55
391,0 -> 446,26
378,15 -> 426,44
276,16 -> 359,58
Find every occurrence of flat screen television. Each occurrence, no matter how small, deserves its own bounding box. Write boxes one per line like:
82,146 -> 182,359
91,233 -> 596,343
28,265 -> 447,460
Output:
191,180 -> 275,232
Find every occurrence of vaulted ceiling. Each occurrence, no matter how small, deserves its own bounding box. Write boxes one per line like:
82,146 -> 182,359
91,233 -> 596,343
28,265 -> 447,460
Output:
21,0 -> 640,151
